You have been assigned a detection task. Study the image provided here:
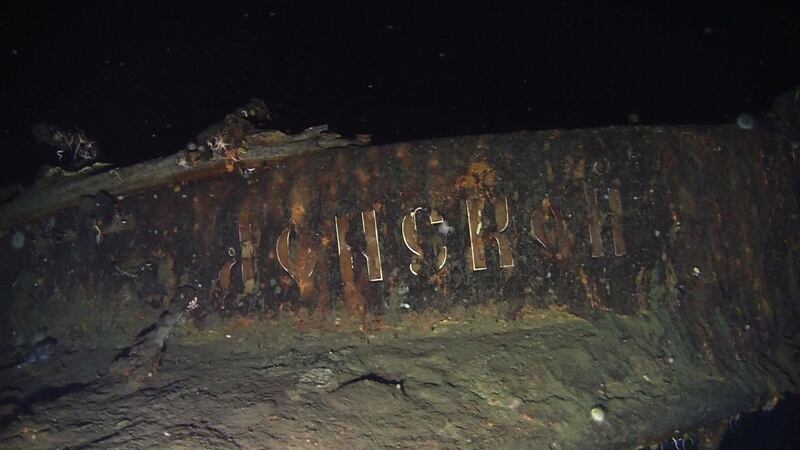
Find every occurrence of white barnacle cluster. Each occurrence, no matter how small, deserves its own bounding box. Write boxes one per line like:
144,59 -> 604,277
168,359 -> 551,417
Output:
590,405 -> 606,424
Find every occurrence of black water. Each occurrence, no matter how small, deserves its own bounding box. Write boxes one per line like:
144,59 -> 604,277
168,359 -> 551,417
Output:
719,393 -> 800,450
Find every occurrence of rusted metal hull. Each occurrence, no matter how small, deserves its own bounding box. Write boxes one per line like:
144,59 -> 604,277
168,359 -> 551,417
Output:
1,92 -> 799,447
5,125 -> 797,325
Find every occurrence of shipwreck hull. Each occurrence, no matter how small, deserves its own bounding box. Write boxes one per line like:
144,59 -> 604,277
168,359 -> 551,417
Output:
0,92 -> 799,448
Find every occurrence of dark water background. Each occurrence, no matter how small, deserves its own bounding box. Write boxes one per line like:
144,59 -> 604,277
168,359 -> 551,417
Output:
1,2 -> 798,187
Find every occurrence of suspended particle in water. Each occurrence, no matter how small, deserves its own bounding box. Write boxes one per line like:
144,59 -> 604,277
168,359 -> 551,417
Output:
736,113 -> 755,130
10,231 -> 25,250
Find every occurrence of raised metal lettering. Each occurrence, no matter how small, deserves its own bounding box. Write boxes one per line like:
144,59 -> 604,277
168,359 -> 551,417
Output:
238,222 -> 257,295
361,210 -> 384,281
335,211 -> 384,282
276,224 -> 316,283
335,214 -> 355,284
584,186 -> 626,257
466,197 -> 515,271
401,207 -> 448,275
530,196 -> 573,261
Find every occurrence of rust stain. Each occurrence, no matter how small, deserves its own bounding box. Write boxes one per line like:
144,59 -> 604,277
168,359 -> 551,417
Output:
354,167 -> 371,185
3,118 -> 797,355
709,202 -> 725,270
663,257 -> 679,309
696,320 -> 719,368
227,316 -> 257,331
276,225 -> 316,298
573,157 -> 586,180
217,257 -> 236,293
577,266 -> 605,311
424,152 -> 451,208
394,144 -> 413,170
238,191 -> 261,296
530,196 -> 574,262
335,214 -> 367,319
455,161 -> 496,193
563,155 -> 572,179
289,175 -> 313,225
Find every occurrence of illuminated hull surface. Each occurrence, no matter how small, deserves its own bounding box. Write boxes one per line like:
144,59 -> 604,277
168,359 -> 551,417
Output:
0,93 -> 798,448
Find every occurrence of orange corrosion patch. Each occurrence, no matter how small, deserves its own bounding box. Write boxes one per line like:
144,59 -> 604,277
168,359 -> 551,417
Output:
335,214 -> 367,320
277,226 -> 317,299
237,191 -> 262,296
218,257 -> 236,293
354,167 -> 371,185
344,282 -> 367,318
394,144 -> 413,170
228,316 -> 257,331
563,155 -> 587,180
289,176 -> 313,225
455,161 -> 497,193
578,266 -> 605,311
